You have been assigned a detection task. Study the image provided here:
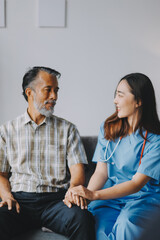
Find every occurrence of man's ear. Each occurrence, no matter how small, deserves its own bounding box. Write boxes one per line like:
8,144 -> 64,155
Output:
25,88 -> 33,100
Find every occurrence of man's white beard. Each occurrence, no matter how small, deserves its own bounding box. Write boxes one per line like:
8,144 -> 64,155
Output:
33,98 -> 55,117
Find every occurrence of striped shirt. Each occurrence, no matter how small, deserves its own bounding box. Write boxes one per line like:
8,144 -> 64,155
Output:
0,112 -> 87,193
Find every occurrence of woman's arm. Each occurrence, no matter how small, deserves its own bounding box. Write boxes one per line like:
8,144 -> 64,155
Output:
70,172 -> 150,201
94,173 -> 150,200
87,162 -> 108,191
64,162 -> 108,208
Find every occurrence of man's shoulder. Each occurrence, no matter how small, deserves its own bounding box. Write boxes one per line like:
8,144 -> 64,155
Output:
0,113 -> 26,130
51,115 -> 76,128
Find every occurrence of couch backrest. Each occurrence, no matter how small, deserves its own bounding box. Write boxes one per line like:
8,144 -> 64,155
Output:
81,136 -> 97,186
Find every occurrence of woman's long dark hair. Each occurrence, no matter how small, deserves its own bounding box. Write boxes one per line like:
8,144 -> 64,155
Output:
104,73 -> 160,141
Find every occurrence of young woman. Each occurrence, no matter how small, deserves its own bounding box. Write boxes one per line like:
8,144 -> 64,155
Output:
69,73 -> 160,240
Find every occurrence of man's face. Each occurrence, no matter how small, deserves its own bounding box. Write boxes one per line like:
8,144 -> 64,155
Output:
30,71 -> 59,117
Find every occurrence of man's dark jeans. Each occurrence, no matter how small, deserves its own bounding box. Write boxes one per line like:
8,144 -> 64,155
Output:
0,191 -> 95,240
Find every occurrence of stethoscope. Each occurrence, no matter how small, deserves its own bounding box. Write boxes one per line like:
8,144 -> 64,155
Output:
104,137 -> 122,162
103,131 -> 148,165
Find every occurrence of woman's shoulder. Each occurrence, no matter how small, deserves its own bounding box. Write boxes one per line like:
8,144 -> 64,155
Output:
147,132 -> 160,143
135,129 -> 160,143
144,132 -> 160,153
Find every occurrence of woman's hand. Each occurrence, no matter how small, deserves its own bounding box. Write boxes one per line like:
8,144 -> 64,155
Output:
69,185 -> 97,201
63,187 -> 88,209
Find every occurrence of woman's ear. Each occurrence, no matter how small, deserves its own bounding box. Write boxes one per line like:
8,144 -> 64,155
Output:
136,99 -> 142,108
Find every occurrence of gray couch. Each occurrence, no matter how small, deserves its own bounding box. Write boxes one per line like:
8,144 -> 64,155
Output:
12,136 -> 97,240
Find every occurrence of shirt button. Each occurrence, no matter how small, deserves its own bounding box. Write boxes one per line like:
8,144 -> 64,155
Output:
111,162 -> 115,165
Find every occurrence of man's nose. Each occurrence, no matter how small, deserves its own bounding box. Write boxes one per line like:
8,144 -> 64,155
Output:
49,90 -> 57,100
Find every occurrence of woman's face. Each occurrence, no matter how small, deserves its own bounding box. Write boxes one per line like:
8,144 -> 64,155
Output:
114,79 -> 141,127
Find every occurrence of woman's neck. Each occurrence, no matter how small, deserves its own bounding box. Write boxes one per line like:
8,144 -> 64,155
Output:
127,112 -> 139,134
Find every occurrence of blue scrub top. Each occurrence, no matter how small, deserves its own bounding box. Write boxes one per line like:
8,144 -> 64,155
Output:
92,123 -> 160,201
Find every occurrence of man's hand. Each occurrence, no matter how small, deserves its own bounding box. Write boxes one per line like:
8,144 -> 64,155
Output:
0,173 -> 20,214
63,163 -> 88,209
63,188 -> 88,210
0,193 -> 20,213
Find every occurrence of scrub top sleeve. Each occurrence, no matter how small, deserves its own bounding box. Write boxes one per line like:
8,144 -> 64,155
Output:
92,122 -> 107,163
137,138 -> 160,181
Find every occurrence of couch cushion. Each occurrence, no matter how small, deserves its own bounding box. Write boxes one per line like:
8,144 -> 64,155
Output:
12,229 -> 68,240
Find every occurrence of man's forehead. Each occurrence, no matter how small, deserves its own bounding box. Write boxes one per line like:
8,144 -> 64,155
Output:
38,70 -> 57,80
35,71 -> 58,85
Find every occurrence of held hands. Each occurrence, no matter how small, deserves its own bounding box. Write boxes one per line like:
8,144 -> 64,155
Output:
63,185 -> 96,209
69,185 -> 96,201
0,193 -> 20,213
63,187 -> 88,210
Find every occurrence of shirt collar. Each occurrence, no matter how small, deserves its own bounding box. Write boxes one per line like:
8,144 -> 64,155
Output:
24,111 -> 32,125
130,128 -> 147,140
24,111 -> 54,126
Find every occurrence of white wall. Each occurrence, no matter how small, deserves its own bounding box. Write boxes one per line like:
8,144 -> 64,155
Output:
0,0 -> 160,135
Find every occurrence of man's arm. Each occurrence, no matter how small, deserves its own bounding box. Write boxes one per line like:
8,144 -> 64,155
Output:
63,163 -> 87,209
0,172 -> 20,213
69,163 -> 85,188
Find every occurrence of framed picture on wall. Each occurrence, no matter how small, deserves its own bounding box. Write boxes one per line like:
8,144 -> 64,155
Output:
0,0 -> 5,27
38,0 -> 66,27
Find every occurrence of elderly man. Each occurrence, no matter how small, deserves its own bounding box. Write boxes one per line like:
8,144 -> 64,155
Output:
0,66 -> 95,240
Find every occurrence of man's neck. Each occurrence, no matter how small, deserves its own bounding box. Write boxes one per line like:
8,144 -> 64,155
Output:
27,107 -> 45,125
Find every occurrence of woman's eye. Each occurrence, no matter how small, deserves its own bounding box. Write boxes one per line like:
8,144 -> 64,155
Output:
115,93 -> 123,98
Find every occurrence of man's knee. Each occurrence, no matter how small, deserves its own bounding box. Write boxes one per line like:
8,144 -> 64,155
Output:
66,206 -> 95,240
0,208 -> 13,240
0,206 -> 27,240
67,205 -> 94,226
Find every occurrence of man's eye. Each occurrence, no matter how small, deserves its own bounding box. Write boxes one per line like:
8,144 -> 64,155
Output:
54,89 -> 59,94
45,88 -> 51,92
